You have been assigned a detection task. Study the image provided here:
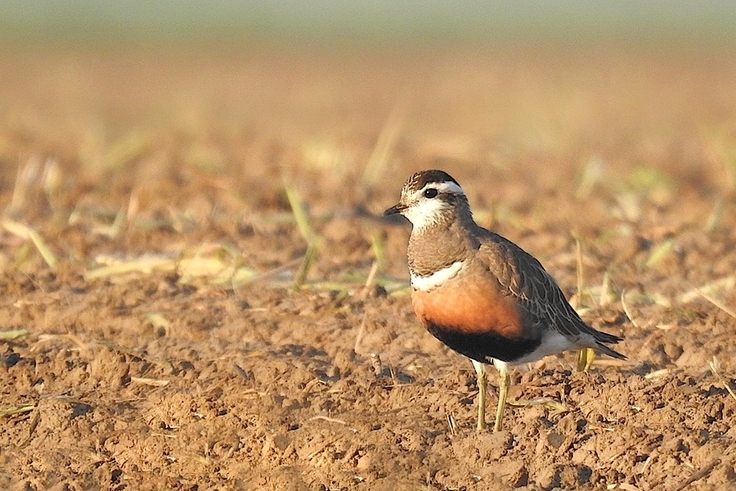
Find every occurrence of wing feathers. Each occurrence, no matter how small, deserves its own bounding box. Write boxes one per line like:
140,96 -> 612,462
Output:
479,233 -> 626,360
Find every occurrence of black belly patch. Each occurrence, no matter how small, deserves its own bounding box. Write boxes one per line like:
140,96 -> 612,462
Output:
427,323 -> 542,363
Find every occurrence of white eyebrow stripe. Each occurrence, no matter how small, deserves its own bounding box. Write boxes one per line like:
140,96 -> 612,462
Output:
411,261 -> 464,291
429,181 -> 465,195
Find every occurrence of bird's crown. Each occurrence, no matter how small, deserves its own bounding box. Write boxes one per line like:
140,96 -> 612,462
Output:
384,169 -> 467,231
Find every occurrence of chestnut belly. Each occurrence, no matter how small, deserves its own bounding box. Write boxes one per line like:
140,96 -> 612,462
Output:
411,273 -> 538,363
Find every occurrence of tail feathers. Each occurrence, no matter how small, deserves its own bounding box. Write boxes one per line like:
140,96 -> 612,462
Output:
573,314 -> 626,360
595,330 -> 623,344
596,343 -> 627,360
593,333 -> 627,360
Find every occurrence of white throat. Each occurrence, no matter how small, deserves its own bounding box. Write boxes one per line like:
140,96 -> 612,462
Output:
411,261 -> 464,291
403,198 -> 448,231
401,180 -> 465,232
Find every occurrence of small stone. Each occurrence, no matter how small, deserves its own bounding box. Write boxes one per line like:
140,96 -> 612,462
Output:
356,455 -> 372,471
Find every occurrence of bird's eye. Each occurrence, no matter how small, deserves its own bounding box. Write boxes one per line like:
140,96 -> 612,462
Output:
423,188 -> 438,199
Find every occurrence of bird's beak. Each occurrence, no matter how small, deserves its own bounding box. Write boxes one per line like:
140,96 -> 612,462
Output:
383,203 -> 405,216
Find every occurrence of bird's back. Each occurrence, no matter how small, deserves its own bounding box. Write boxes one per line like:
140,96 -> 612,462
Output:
473,227 -> 626,361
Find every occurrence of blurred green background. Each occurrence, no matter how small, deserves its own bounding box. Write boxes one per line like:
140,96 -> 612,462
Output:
2,0 -> 735,46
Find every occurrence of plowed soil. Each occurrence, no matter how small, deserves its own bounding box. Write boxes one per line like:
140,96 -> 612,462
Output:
1,43 -> 736,490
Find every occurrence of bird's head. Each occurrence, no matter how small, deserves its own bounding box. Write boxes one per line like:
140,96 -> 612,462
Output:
384,169 -> 469,231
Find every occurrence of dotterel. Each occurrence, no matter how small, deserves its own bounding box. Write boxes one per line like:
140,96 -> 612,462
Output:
384,169 -> 625,432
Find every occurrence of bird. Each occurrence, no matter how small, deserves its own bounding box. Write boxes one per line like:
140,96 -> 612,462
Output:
384,169 -> 626,432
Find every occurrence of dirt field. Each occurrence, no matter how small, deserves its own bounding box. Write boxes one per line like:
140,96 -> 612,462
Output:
1,42 -> 736,490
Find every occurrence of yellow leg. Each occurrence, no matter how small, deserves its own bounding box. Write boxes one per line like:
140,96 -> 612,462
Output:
493,361 -> 511,433
576,347 -> 596,373
472,360 -> 487,432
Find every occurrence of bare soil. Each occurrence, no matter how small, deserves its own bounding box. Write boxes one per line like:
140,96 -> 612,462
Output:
1,43 -> 736,490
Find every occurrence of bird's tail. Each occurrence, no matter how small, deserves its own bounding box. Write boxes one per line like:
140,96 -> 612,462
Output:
593,331 -> 627,360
